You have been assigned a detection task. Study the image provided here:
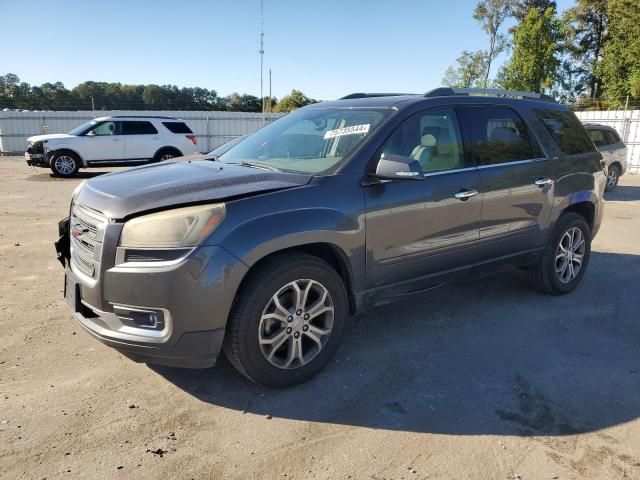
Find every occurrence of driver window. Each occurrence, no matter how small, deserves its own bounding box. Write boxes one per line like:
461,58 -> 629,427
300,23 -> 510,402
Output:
381,109 -> 464,173
89,121 -> 121,136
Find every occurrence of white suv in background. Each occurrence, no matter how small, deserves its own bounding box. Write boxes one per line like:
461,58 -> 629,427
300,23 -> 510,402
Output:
25,116 -> 198,177
583,123 -> 628,191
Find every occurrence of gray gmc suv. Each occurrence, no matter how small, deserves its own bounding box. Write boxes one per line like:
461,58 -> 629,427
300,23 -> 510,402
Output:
56,88 -> 606,387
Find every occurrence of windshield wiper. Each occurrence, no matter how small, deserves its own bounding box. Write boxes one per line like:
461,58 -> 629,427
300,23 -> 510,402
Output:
238,161 -> 280,172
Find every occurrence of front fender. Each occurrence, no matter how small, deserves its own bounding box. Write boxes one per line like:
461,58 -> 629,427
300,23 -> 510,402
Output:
210,175 -> 367,292
45,142 -> 85,166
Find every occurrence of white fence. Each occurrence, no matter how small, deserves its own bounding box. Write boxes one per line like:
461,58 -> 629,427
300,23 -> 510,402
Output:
575,110 -> 640,173
0,110 -> 284,154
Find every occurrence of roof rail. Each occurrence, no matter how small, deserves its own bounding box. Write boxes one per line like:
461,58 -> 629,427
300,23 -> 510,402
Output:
424,87 -> 557,103
108,115 -> 180,119
339,92 -> 415,100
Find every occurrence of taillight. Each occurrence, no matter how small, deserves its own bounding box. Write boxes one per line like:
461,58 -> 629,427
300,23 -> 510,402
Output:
186,134 -> 197,145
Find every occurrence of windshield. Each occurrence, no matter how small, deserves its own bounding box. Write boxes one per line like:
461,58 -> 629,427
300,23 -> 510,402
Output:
218,107 -> 390,174
207,135 -> 248,157
68,121 -> 97,136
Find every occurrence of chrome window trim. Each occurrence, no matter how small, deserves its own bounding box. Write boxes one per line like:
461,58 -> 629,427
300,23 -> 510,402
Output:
422,166 -> 477,177
476,157 -> 548,170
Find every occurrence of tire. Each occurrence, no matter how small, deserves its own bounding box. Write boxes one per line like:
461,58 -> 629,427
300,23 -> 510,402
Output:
50,151 -> 80,178
605,164 -> 620,192
153,148 -> 181,162
529,212 -> 591,295
223,253 -> 348,388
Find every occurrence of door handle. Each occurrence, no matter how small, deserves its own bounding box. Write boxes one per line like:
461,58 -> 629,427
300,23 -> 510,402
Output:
534,177 -> 553,187
454,189 -> 478,200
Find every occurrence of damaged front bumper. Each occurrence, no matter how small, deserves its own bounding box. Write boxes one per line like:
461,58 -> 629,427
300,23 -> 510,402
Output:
55,216 -> 249,368
25,151 -> 48,167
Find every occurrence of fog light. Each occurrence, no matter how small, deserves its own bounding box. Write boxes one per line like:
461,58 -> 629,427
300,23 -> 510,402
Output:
113,306 -> 165,330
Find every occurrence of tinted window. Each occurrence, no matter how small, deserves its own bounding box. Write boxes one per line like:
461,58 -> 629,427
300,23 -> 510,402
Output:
380,108 -> 464,173
588,129 -> 607,147
536,109 -> 596,155
162,122 -> 193,134
88,121 -> 121,136
123,121 -> 158,135
604,129 -> 621,145
459,107 -> 537,165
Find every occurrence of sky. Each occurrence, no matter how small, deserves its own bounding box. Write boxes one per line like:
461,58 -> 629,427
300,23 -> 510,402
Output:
2,0 -> 576,101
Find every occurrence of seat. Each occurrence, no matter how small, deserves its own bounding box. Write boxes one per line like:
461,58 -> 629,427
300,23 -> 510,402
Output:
490,126 -> 520,143
427,129 -> 460,172
410,127 -> 438,169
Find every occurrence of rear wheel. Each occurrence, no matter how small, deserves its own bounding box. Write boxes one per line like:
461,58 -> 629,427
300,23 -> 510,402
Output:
223,253 -> 348,388
153,148 -> 181,162
605,164 -> 620,191
529,212 -> 591,295
50,151 -> 80,177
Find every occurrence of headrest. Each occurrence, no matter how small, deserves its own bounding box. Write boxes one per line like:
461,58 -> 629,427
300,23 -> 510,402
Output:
437,129 -> 454,155
421,133 -> 436,147
490,126 -> 519,143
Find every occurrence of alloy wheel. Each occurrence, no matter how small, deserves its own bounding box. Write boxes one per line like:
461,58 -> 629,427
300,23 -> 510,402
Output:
54,155 -> 76,175
555,227 -> 586,284
258,279 -> 334,369
608,168 -> 618,187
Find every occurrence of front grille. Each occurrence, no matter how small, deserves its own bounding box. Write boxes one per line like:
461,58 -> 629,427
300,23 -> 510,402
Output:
70,204 -> 107,279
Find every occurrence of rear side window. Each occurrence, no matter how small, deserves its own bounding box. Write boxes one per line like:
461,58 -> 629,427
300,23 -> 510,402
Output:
536,109 -> 596,155
588,129 -> 608,147
458,106 -> 540,166
162,122 -> 193,134
605,129 -> 621,145
122,121 -> 158,135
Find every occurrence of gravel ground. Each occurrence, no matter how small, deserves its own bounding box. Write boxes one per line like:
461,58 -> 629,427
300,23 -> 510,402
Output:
1,156 -> 640,480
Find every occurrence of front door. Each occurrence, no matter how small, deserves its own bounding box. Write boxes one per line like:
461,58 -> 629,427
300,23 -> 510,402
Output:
364,107 -> 483,290
457,106 -> 554,260
82,120 -> 125,162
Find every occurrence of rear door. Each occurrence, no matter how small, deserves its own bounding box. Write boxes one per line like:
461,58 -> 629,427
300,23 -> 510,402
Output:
458,105 -> 554,261
364,107 -> 483,289
122,121 -> 161,160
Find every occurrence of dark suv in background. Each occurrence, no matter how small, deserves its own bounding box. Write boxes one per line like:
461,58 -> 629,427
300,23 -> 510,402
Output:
57,88 -> 605,387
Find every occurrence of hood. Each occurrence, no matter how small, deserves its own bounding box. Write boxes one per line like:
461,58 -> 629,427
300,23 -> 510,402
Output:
28,133 -> 74,143
76,160 -> 312,219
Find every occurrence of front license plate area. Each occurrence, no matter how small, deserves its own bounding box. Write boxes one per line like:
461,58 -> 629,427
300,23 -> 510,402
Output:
64,272 -> 81,312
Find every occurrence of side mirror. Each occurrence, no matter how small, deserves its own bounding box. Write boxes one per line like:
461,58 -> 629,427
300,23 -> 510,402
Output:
373,154 -> 423,181
85,131 -> 95,137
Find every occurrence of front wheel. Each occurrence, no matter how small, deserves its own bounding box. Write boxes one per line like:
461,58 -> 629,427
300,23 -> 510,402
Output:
223,253 -> 348,388
50,151 -> 80,177
605,164 -> 620,192
529,212 -> 591,295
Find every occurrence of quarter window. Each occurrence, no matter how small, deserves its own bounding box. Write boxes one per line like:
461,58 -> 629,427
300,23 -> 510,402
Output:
162,122 -> 193,134
536,109 -> 596,155
123,121 -> 158,135
459,107 -> 538,166
380,108 -> 464,173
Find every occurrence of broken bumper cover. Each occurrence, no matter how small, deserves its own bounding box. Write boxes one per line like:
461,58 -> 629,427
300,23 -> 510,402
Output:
25,152 -> 48,167
63,244 -> 248,369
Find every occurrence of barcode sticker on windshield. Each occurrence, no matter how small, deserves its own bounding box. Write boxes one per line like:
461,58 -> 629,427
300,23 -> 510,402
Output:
324,124 -> 370,139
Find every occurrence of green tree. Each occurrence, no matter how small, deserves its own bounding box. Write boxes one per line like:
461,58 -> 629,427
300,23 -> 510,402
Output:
563,0 -> 608,99
274,90 -> 316,113
503,7 -> 563,92
442,50 -> 489,88
512,0 -> 557,21
598,0 -> 640,106
474,0 -> 516,87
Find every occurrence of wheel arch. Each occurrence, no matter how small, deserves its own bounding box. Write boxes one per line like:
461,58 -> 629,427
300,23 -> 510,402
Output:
47,147 -> 85,167
563,201 -> 595,230
236,243 -> 357,315
153,146 -> 183,160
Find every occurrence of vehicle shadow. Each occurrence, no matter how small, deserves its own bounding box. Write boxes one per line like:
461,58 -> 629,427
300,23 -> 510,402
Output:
153,251 -> 640,436
605,185 -> 640,202
25,170 -> 116,182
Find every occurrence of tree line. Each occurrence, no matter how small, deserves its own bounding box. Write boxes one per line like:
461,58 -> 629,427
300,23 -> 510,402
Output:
0,74 -> 317,113
442,0 -> 640,109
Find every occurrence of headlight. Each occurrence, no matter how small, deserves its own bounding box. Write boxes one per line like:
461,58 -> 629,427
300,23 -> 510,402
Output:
120,204 -> 225,248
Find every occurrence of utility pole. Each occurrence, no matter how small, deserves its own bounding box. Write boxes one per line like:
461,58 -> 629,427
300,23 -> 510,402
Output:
90,96 -> 95,115
259,0 -> 265,126
268,68 -> 272,114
